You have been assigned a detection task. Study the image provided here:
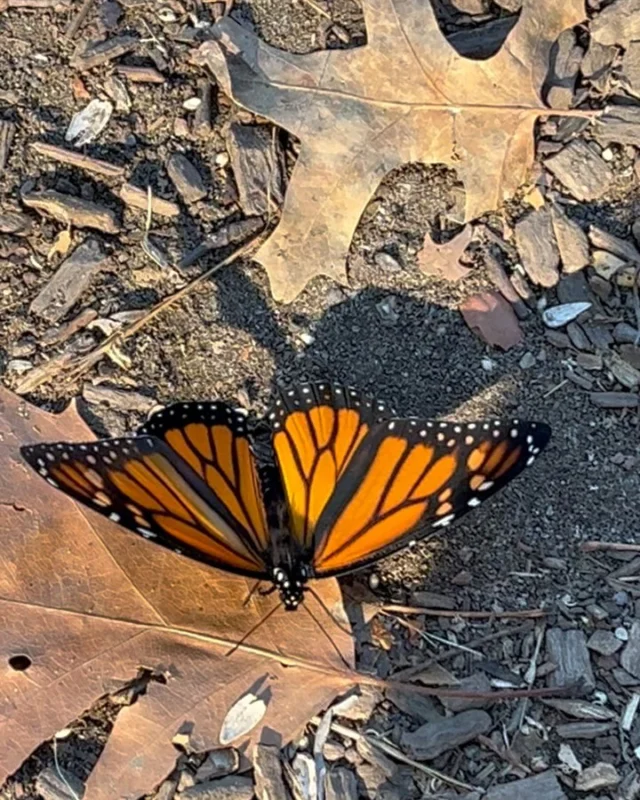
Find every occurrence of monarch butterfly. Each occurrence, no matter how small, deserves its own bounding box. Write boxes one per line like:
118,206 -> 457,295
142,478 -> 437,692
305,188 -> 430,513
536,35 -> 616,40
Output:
21,382 -> 550,610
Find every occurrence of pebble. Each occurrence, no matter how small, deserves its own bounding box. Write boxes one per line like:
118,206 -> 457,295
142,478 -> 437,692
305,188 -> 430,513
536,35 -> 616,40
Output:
374,251 -> 402,272
587,629 -> 622,656
615,627 -> 629,641
376,295 -> 400,324
574,762 -> 621,792
401,710 -> 492,760
519,351 -> 536,369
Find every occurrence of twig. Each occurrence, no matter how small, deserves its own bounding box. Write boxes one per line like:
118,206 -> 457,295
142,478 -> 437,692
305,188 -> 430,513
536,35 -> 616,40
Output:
299,0 -> 331,18
311,717 -> 481,794
543,378 -> 568,398
65,0 -> 95,38
581,541 -> 640,553
381,604 -> 546,620
381,611 -> 484,657
52,737 -> 81,800
62,230 -> 267,385
633,265 -> 640,346
476,734 -> 530,776
30,142 -> 125,178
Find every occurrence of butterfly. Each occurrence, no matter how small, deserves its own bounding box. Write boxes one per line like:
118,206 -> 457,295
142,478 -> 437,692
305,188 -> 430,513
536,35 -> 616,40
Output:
21,382 -> 551,610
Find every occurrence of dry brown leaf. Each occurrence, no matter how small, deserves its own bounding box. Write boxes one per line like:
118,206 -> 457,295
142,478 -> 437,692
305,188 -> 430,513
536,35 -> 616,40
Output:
418,226 -> 473,281
197,0 -> 585,301
0,388 -> 353,798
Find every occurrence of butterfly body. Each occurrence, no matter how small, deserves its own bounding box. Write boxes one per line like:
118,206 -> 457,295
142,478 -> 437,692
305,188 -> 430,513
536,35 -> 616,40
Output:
21,383 -> 551,609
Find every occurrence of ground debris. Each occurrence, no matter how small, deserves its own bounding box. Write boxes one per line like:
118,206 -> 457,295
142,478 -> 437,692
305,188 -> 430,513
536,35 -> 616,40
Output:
21,189 -> 120,233
119,183 -> 179,217
401,710 -> 492,760
574,762 -> 621,792
551,205 -> 589,273
30,141 -> 125,178
460,291 -> 523,350
544,140 -> 613,200
167,153 -> 208,204
253,745 -> 290,800
546,628 -> 595,691
70,35 -> 138,70
324,768 -> 357,800
35,766 -> 85,800
556,721 -> 614,739
179,776 -> 254,799
515,207 -> 560,286
226,123 -> 284,217
81,384 -> 156,414
29,238 -> 109,323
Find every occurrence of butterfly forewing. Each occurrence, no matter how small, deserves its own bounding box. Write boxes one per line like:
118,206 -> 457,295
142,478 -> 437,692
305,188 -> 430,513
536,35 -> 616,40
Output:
269,383 -> 391,551
138,401 -> 270,555
308,417 -> 551,577
21,431 -> 269,578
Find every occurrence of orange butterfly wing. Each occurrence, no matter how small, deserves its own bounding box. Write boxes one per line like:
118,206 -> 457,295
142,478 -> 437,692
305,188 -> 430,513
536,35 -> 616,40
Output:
21,404 -> 271,578
270,383 -> 391,550
138,402 -> 270,555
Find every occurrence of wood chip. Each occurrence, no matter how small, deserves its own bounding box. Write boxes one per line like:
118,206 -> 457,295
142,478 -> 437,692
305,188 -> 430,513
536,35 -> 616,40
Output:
194,80 -> 214,135
0,210 -> 31,235
30,142 -> 125,178
41,308 -> 98,347
22,190 -> 120,233
483,771 -> 567,800
180,776 -> 254,800
544,140 -> 614,201
29,239 -> 109,323
551,205 -> 589,273
545,628 -> 595,692
515,207 -> 560,286
0,120 -> 15,173
588,224 -> 640,262
167,153 -> 207,203
325,768 -> 358,800
119,183 -> 179,217
589,391 -> 639,409
226,123 -> 283,216
179,217 -> 263,270
401,710 -> 492,760
253,745 -> 290,800
70,35 -> 138,70
116,65 -> 165,83
81,384 -> 156,413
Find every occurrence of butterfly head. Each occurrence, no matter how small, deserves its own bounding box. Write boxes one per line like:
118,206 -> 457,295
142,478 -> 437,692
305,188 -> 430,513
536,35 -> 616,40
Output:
271,564 -> 307,611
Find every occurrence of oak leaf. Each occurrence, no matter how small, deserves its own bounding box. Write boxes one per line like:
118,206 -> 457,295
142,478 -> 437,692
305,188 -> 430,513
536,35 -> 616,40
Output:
0,388 -> 352,799
418,225 -> 473,282
197,0 -> 585,301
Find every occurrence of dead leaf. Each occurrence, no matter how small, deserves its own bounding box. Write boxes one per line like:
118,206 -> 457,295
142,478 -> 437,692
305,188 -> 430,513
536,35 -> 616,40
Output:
0,388 -> 353,799
197,0 -> 585,301
47,227 -> 72,261
418,226 -> 473,281
460,291 -> 523,350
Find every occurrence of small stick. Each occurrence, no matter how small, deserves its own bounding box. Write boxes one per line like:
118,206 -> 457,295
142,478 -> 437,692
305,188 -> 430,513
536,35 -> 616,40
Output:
30,142 -> 125,178
582,541 -> 640,553
65,0 -> 94,38
381,604 -> 546,620
300,0 -> 331,18
63,230 -> 267,385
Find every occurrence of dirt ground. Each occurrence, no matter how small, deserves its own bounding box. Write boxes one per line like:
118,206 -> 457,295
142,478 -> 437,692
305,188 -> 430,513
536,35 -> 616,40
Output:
1,0 -> 640,798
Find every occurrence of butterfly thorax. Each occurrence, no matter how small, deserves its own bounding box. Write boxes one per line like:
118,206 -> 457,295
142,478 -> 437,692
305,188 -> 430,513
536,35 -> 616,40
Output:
271,564 -> 308,610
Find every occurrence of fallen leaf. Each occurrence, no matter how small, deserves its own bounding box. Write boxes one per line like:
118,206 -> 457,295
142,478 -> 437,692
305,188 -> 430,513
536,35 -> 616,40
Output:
418,226 -> 473,281
47,227 -> 72,261
460,291 -> 523,350
0,388 -> 353,799
197,0 -> 585,301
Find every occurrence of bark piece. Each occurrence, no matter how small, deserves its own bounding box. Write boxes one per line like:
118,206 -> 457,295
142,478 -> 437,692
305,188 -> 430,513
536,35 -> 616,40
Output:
594,105 -> 640,148
167,153 -> 208,203
71,35 -> 138,70
254,745 -> 290,800
29,239 -> 109,322
226,123 -> 283,216
21,190 -> 120,233
551,206 -> 589,273
546,628 -> 595,692
545,140 -> 613,201
483,772 -> 567,800
590,392 -> 639,409
0,120 -> 15,173
515,207 -> 560,286
325,768 -> 358,800
401,710 -> 492,760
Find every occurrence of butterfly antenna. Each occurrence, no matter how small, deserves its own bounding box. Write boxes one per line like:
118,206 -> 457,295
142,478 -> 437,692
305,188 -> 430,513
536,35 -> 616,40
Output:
301,600 -> 352,671
225,600 -> 282,658
307,586 -> 353,636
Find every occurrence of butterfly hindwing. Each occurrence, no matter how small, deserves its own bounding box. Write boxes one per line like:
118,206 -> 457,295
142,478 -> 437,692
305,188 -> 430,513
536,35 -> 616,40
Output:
309,416 -> 551,577
21,431 -> 269,578
269,382 -> 392,552
138,401 -> 270,555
